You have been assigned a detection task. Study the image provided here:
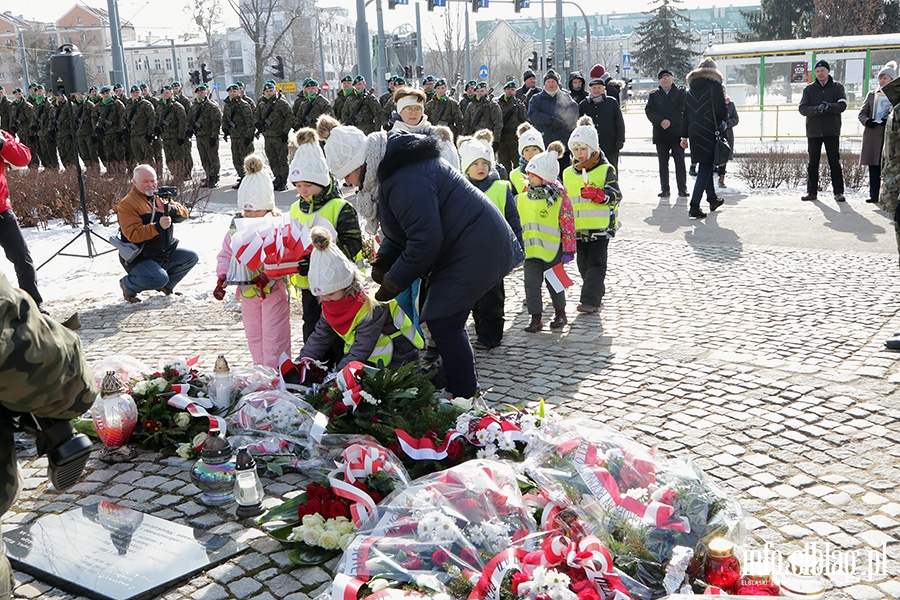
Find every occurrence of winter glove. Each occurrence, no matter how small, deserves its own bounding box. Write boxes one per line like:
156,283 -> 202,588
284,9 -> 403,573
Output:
815,102 -> 829,115
252,272 -> 271,299
209,136 -> 217,148
153,124 -> 163,135
370,255 -> 393,285
90,135 -> 100,144
280,132 -> 289,143
561,253 -> 574,264
145,134 -> 154,144
244,137 -> 253,148
115,131 -> 125,144
581,186 -> 606,203
213,274 -> 227,300
222,132 -> 229,142
297,256 -> 310,276
374,277 -> 402,302
865,119 -> 879,128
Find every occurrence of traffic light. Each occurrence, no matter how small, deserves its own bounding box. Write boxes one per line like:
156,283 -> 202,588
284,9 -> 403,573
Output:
200,63 -> 211,83
514,0 -> 528,12
189,70 -> 201,86
416,65 -> 424,79
547,42 -> 554,71
528,51 -> 537,71
271,55 -> 285,80
388,0 -> 396,8
471,0 -> 479,12
624,77 -> 634,101
404,65 -> 412,79
427,0 -> 435,10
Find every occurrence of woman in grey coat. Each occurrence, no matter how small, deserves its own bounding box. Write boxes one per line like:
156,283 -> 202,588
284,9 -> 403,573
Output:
858,62 -> 896,203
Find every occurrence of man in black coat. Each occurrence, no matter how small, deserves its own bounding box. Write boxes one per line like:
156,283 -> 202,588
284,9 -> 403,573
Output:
568,71 -> 588,104
799,59 -> 847,202
528,69 -> 579,170
516,70 -> 541,110
579,78 -> 625,172
645,69 -> 688,197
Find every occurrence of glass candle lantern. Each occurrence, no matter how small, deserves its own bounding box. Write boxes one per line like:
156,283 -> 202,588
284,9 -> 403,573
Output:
736,562 -> 781,596
211,355 -> 234,411
92,371 -> 138,452
779,552 -> 826,599
705,537 -> 741,593
190,429 -> 236,506
234,446 -> 265,518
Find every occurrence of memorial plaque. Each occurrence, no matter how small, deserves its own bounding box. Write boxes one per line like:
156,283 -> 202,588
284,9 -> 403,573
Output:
3,501 -> 246,600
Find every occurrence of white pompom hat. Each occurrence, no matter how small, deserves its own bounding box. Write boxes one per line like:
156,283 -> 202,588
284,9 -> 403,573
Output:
323,126 -> 369,181
289,138 -> 331,187
458,138 -> 494,174
525,150 -> 560,184
308,226 -> 357,297
518,126 -> 545,156
238,154 -> 275,211
568,122 -> 600,155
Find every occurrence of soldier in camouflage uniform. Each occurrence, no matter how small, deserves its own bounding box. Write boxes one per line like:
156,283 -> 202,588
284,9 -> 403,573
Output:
33,85 -> 60,169
459,80 -> 477,115
463,81 -> 503,140
255,81 -> 293,191
880,99 -> 900,264
95,86 -> 127,173
422,75 -> 437,102
380,76 -> 406,128
154,84 -> 188,183
124,85 -> 157,166
172,82 -> 194,176
186,84 -> 222,187
0,270 -> 97,599
140,84 -> 163,167
72,91 -> 99,171
51,91 -> 78,168
235,81 -> 255,109
425,78 -> 463,139
0,86 -> 10,133
341,75 -> 383,135
112,83 -> 134,167
8,89 -> 34,149
222,83 -> 255,189
379,76 -> 398,111
496,80 -> 528,173
333,75 -> 354,126
293,78 -> 332,131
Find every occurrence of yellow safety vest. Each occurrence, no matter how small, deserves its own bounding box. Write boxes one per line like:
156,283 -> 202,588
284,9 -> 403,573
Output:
337,300 -> 424,368
516,192 -> 561,262
483,180 -> 510,217
562,164 -> 618,234
288,197 -> 349,289
510,168 -> 527,195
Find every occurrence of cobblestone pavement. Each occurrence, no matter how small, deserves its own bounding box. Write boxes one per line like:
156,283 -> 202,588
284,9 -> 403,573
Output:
7,158 -> 900,599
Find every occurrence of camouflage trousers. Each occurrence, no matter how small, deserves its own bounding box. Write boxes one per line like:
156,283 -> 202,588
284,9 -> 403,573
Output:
231,136 -> 254,178
56,134 -> 78,167
26,136 -> 41,168
37,135 -> 59,169
152,136 -> 163,166
182,138 -> 194,174
196,136 -> 220,179
130,134 -> 155,165
77,135 -> 99,170
162,138 -> 187,182
99,134 -> 125,172
264,135 -> 288,180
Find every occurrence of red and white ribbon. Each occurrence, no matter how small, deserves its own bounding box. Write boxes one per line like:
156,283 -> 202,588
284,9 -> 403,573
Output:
470,415 -> 527,447
328,443 -> 396,527
588,466 -> 690,532
336,361 -> 366,412
332,573 -> 367,600
167,393 -> 228,434
468,547 -> 529,600
394,429 -> 467,461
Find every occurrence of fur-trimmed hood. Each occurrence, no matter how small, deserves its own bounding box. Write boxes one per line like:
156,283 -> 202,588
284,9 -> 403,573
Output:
686,66 -> 723,87
377,130 -> 443,183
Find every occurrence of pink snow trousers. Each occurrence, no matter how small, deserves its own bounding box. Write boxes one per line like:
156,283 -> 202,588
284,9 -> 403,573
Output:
241,278 -> 292,369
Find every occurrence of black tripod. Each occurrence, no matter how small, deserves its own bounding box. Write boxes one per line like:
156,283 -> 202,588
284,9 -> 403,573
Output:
37,84 -> 116,270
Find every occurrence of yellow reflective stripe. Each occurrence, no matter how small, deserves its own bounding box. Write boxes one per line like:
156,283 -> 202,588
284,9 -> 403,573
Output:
572,207 -> 611,218
522,222 -> 561,236
388,300 -> 424,349
563,164 -> 617,233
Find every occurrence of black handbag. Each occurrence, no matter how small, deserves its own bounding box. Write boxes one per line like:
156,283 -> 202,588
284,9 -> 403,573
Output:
710,86 -> 730,165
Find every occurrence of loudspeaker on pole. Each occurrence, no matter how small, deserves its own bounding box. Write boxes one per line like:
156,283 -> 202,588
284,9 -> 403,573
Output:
50,44 -> 88,94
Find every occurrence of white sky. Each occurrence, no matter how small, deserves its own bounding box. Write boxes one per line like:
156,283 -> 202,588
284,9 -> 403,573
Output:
16,0 -> 745,40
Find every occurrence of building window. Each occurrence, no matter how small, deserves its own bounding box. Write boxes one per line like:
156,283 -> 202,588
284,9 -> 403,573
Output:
165,58 -> 172,70
81,33 -> 86,41
229,40 -> 241,58
187,56 -> 194,69
154,58 -> 161,70
177,58 -> 181,69
230,58 -> 243,74
97,64 -> 104,73
77,16 -> 83,24
136,60 -> 142,71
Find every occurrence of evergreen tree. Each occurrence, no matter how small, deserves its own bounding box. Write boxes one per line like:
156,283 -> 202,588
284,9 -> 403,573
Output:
884,0 -> 900,32
737,0 -> 814,41
813,0 -> 884,36
632,0 -> 694,80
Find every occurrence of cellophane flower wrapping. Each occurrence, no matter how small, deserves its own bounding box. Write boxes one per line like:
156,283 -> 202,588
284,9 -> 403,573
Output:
89,355 -> 150,394
225,389 -> 327,465
326,459 -> 537,600
524,420 -> 746,599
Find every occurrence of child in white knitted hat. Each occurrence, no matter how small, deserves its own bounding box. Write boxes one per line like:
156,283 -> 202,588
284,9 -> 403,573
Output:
457,135 -> 524,350
516,141 -> 575,333
563,115 -> 623,314
297,226 -> 422,370
214,154 -> 291,368
510,123 -> 546,194
287,127 -> 363,347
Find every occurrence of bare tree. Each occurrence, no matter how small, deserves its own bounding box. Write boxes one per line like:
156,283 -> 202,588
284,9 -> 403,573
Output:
424,4 -> 467,86
812,0 -> 884,36
227,0 -> 311,93
186,0 -> 222,73
283,11 -> 317,80
497,34 -> 532,87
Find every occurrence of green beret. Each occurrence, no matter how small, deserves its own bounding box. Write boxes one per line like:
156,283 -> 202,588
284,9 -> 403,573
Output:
139,83 -> 148,89
130,85 -> 140,92
466,79 -> 477,87
341,75 -> 352,83
504,80 -> 517,89
265,79 -> 276,85
99,86 -> 111,93
27,83 -> 37,89
226,83 -> 239,91
162,84 -> 173,90
113,83 -> 123,90
394,76 -> 407,86
423,75 -> 435,83
35,84 -> 45,91
353,75 -> 365,84
304,78 -> 318,88
0,85 -> 4,91
12,87 -> 23,93
195,84 -> 207,92
235,81 -> 244,87
172,81 -> 181,87
89,85 -> 98,91
263,81 -> 276,90
475,81 -> 487,89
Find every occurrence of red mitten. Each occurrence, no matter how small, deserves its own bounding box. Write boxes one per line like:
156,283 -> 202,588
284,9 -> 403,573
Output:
581,186 -> 606,203
252,272 -> 271,299
213,274 -> 227,300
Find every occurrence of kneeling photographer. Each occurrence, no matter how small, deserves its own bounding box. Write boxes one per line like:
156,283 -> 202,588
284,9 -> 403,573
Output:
0,272 -> 97,598
115,164 -> 199,303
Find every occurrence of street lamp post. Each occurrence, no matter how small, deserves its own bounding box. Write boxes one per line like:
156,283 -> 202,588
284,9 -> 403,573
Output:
355,0 -> 374,85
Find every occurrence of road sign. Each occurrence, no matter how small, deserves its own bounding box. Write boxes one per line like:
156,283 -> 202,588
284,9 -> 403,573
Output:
479,64 -> 489,79
211,81 -> 221,91
276,81 -> 297,93
433,0 -> 446,5
321,81 -> 330,92
622,53 -> 631,71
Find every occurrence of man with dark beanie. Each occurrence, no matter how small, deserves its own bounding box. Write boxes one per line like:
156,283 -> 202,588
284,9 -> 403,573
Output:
527,69 -> 579,170
516,69 -> 541,109
799,59 -> 847,202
